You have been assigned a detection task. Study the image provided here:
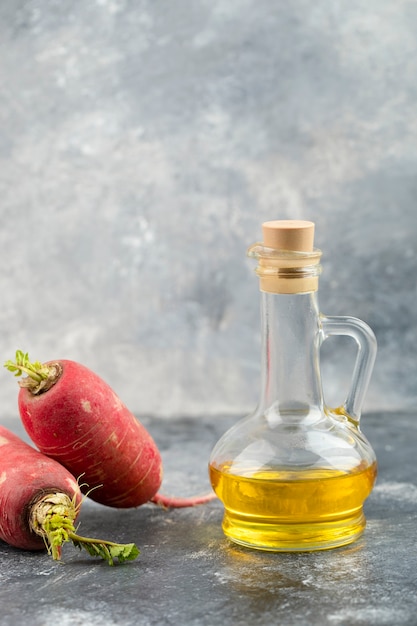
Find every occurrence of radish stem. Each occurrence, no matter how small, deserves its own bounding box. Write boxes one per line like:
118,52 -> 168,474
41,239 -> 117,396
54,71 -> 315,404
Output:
30,493 -> 139,565
4,351 -> 60,394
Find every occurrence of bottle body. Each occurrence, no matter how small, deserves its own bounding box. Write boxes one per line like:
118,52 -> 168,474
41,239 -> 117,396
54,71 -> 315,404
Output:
209,412 -> 377,551
209,288 -> 377,551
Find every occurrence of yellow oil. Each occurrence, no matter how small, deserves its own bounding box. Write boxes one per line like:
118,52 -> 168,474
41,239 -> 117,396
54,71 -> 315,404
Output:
209,462 -> 377,551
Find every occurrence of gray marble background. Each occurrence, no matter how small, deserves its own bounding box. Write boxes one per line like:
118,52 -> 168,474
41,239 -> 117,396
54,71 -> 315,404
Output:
0,0 -> 416,420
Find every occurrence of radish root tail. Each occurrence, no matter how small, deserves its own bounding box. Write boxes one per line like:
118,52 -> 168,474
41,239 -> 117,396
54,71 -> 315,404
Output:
150,491 -> 217,509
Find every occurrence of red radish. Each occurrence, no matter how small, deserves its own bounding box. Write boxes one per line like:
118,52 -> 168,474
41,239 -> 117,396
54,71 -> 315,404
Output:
5,351 -> 216,509
0,424 -> 139,564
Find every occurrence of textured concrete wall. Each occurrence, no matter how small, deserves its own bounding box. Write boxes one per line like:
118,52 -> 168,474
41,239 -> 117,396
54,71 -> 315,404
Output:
0,1 -> 416,419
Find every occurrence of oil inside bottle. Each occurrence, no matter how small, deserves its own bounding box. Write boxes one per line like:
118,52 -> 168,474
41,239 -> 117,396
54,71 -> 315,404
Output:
209,461 -> 377,551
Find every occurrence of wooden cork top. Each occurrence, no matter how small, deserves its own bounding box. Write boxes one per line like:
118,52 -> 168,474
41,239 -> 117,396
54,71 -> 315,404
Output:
262,220 -> 315,252
248,219 -> 321,294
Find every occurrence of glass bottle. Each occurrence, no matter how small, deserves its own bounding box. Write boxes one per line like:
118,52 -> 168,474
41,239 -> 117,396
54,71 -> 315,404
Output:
209,220 -> 377,551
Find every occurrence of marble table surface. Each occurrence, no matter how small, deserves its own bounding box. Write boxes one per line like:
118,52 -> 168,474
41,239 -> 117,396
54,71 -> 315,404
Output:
0,411 -> 416,626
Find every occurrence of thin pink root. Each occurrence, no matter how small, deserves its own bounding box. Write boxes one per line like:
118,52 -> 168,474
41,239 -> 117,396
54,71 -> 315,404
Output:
150,490 -> 217,509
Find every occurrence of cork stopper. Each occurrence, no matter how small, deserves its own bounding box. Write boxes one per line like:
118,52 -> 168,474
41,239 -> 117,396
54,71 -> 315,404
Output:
248,219 -> 322,294
262,220 -> 315,252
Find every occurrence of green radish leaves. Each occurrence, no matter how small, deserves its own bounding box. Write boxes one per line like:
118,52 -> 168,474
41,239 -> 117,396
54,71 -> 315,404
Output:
30,492 -> 140,567
71,537 -> 140,566
4,350 -> 49,382
4,350 -> 61,394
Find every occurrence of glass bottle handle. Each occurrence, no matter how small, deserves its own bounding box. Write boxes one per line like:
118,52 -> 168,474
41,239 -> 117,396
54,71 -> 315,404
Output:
321,315 -> 377,422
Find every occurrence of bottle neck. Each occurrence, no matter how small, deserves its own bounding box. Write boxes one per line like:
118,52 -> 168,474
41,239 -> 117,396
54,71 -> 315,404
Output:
258,290 -> 324,419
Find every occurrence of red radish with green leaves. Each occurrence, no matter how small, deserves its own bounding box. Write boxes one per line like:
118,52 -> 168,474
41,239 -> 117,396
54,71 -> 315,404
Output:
5,351 -> 216,509
0,424 -> 139,565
